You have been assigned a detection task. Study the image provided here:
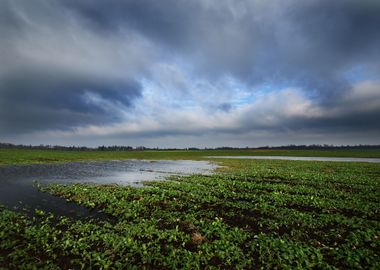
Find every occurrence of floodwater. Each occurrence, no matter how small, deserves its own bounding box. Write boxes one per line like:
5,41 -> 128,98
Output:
0,160 -> 217,219
207,156 -> 380,163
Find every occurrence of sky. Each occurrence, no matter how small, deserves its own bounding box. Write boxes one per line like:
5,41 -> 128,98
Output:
1,0 -> 380,148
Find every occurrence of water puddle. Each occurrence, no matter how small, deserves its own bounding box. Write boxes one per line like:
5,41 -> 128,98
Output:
207,156 -> 380,163
0,160 -> 217,219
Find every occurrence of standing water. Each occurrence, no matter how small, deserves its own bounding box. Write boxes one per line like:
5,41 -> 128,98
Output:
207,156 -> 380,163
0,160 -> 217,219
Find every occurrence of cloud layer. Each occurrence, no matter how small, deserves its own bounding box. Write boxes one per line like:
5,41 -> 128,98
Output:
1,0 -> 379,146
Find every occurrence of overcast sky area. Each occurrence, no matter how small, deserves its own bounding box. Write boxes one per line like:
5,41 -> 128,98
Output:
1,0 -> 380,147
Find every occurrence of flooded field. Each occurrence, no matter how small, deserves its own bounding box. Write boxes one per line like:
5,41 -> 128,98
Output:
208,155 -> 380,163
0,160 -> 217,218
1,157 -> 379,269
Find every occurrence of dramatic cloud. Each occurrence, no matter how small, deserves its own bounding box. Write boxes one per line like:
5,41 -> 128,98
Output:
0,0 -> 379,146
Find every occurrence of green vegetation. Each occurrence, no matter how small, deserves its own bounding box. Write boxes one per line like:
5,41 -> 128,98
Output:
1,148 -> 380,166
1,158 -> 379,269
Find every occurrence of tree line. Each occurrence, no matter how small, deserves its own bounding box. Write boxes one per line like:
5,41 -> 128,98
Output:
1,142 -> 379,151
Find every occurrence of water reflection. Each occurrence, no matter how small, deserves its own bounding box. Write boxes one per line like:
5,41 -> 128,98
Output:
207,156 -> 380,163
0,160 -> 217,218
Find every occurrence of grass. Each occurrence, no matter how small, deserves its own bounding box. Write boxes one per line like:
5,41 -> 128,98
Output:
1,148 -> 380,166
1,157 -> 379,269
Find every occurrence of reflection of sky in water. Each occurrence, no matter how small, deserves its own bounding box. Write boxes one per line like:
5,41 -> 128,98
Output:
41,160 -> 216,185
207,156 -> 380,163
0,160 -> 217,218
0,160 -> 217,185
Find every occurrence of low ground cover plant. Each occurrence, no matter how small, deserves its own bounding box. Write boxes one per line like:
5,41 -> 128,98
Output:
1,158 -> 379,269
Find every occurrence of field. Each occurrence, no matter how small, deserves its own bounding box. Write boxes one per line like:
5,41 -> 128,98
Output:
1,148 -> 380,166
1,150 -> 380,269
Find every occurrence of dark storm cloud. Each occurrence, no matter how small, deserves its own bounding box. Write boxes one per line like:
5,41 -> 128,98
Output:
0,69 -> 141,134
63,0 -> 192,44
62,0 -> 260,78
0,0 -> 145,135
56,0 -> 380,126
290,1 -> 380,57
0,0 -> 379,145
278,0 -> 380,102
62,0 -> 380,82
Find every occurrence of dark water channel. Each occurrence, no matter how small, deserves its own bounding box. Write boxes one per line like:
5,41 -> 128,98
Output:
0,160 -> 217,220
